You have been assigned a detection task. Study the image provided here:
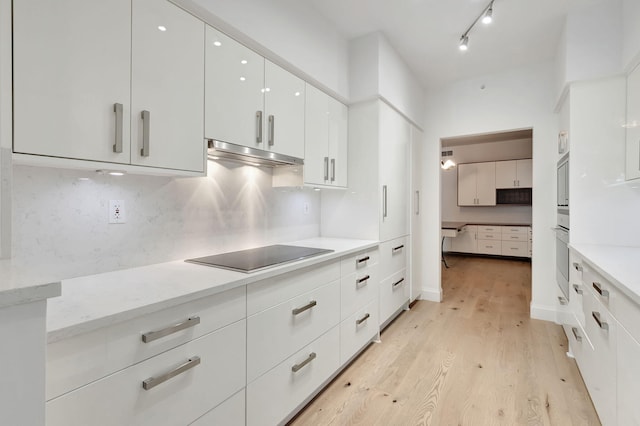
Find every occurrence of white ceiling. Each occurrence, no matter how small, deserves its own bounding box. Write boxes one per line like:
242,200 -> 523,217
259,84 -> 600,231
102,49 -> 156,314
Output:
297,0 -> 604,89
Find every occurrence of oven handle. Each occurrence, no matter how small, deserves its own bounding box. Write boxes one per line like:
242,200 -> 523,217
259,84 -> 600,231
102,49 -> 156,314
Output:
552,227 -> 569,243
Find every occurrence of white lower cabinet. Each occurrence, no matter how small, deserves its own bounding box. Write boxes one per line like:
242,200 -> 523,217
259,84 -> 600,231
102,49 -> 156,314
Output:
617,326 -> 640,425
189,389 -> 245,426
379,269 -> 408,326
448,225 -> 531,258
46,320 -> 246,426
247,326 -> 340,426
340,299 -> 378,364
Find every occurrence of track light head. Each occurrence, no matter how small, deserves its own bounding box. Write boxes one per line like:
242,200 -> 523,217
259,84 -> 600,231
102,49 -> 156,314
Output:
459,35 -> 469,51
482,6 -> 493,24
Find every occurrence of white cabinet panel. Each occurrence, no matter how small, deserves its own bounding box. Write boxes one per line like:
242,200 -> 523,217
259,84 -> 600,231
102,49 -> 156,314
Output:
13,0 -> 132,164
340,299 -> 378,364
457,162 -> 496,205
264,60 -> 305,158
495,159 -> 532,188
516,159 -> 533,187
501,240 -> 527,257
46,320 -> 246,426
617,326 -> 640,425
379,236 -> 408,279
626,62 -> 640,181
476,162 -> 497,205
189,389 -> 245,426
379,269 -> 408,326
457,163 -> 477,206
131,0 -> 204,172
341,265 -> 378,320
205,26 -> 264,148
328,96 -> 348,187
410,125 -> 423,302
476,240 -> 502,255
340,249 -> 379,277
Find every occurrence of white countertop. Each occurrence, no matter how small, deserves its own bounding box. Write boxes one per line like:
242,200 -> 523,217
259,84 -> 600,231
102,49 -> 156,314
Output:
569,243 -> 640,306
47,237 -> 377,343
0,260 -> 62,309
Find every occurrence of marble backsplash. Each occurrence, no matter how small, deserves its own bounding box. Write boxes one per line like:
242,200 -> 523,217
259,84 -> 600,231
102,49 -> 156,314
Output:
11,161 -> 320,279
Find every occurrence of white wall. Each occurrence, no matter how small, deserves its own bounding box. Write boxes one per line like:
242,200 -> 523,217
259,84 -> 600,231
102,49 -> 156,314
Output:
622,0 -> 640,71
422,61 -> 558,319
182,0 -> 350,99
11,163 -> 320,278
441,139 -> 533,224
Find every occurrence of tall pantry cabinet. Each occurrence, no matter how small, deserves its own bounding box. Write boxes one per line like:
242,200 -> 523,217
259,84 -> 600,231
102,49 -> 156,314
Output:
321,99 -> 410,327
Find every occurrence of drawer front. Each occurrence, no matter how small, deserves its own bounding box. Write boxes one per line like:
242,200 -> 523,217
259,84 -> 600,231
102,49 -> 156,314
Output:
247,279 -> 340,383
340,248 -> 379,276
47,320 -> 246,426
47,286 -> 246,400
341,263 -> 379,320
501,241 -> 527,257
379,269 -> 408,326
190,389 -> 245,426
477,231 -> 500,241
563,320 -> 593,372
478,225 -> 500,233
379,236 -> 408,279
582,262 -> 615,309
247,327 -> 340,426
247,260 -> 340,315
501,233 -> 527,242
476,240 -> 502,255
340,299 -> 378,364
501,226 -> 528,235
611,290 -> 640,344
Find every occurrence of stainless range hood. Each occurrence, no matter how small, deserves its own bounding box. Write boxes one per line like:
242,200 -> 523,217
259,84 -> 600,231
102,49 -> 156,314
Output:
207,139 -> 304,167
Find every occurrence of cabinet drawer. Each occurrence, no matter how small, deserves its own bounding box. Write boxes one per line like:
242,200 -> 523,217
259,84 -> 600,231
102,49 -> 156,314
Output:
501,241 -> 527,257
379,236 -> 408,279
47,320 -> 246,426
501,233 -> 527,242
341,264 -> 378,320
476,240 -> 502,255
563,321 -> 593,373
477,232 -> 500,240
379,269 -> 408,326
582,262 -> 615,309
190,389 -> 245,426
340,248 -> 379,276
477,225 -> 500,233
501,226 -> 528,235
47,286 -> 245,400
247,327 -> 340,426
247,260 -> 340,315
247,279 -> 340,383
340,299 -> 378,364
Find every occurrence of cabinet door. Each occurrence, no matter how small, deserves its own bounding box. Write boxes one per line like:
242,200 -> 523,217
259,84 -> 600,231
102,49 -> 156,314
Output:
475,162 -> 496,205
328,97 -> 348,187
626,63 -> 640,180
13,0 -> 132,164
379,102 -> 409,242
516,159 -> 533,187
495,160 -> 517,188
304,84 -> 330,185
131,0 -> 205,172
618,326 -> 640,425
204,26 -> 264,149
264,61 -> 305,158
457,163 -> 477,206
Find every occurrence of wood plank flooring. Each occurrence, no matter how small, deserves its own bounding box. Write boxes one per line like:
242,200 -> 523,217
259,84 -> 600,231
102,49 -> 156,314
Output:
289,255 -> 601,426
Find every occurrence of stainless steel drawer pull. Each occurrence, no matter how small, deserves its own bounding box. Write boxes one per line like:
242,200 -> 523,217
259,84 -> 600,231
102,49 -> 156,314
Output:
268,115 -> 275,146
356,313 -> 370,325
592,311 -> 609,330
113,103 -> 123,153
140,110 -> 150,157
592,282 -> 609,298
558,296 -> 567,305
291,352 -> 316,373
256,111 -> 263,143
356,256 -> 370,264
573,262 -> 583,272
142,356 -> 201,390
331,158 -> 336,182
392,278 -> 405,288
357,275 -> 371,285
511,236 -> 519,239
571,327 -> 582,342
142,316 -> 201,343
382,185 -> 388,218
324,157 -> 329,181
392,245 -> 404,252
573,284 -> 583,295
292,300 -> 317,315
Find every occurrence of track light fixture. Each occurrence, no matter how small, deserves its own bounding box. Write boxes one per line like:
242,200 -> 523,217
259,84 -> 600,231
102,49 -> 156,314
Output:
458,0 -> 495,51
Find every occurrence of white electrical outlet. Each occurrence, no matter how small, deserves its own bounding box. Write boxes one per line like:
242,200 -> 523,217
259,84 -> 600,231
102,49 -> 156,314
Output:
109,200 -> 126,224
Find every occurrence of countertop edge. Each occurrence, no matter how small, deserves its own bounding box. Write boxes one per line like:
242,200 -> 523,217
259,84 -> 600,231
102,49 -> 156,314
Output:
0,281 -> 61,309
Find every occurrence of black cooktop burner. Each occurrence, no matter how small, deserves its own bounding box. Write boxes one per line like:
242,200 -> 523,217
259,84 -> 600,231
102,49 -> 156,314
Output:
185,244 -> 334,273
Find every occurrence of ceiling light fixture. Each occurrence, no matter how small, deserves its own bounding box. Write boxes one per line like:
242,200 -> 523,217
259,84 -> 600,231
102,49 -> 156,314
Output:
458,0 -> 495,51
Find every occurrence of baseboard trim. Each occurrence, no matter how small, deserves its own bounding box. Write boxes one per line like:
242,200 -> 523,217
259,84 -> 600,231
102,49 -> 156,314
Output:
530,303 -> 557,322
419,288 -> 442,302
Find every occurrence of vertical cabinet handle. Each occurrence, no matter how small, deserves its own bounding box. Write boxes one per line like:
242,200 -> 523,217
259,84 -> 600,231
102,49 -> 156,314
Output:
324,157 -> 329,181
571,327 -> 582,342
592,311 -> 609,330
592,282 -> 609,298
113,103 -> 124,153
142,356 -> 200,390
268,115 -> 275,146
415,190 -> 420,215
382,185 -> 388,218
256,111 -> 263,143
140,110 -> 150,157
331,158 -> 336,182
291,352 -> 316,373
356,313 -> 370,325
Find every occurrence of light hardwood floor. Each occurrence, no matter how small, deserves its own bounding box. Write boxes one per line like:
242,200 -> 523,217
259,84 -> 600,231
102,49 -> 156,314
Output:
289,255 -> 601,426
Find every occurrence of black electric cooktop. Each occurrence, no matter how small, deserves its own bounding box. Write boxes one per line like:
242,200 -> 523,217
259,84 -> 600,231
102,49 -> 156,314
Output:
185,244 -> 334,273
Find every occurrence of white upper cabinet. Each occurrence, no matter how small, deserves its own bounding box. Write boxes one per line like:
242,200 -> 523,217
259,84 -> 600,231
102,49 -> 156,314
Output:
205,28 -> 305,159
626,63 -> 640,181
205,26 -> 264,149
13,0 -> 132,164
458,162 -> 496,206
495,159 -> 532,188
131,0 -> 205,172
13,0 -> 205,173
304,84 -> 347,187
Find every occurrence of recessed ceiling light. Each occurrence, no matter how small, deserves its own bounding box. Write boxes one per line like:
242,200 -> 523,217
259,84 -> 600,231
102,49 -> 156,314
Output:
213,41 -> 222,47
158,25 -> 167,32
